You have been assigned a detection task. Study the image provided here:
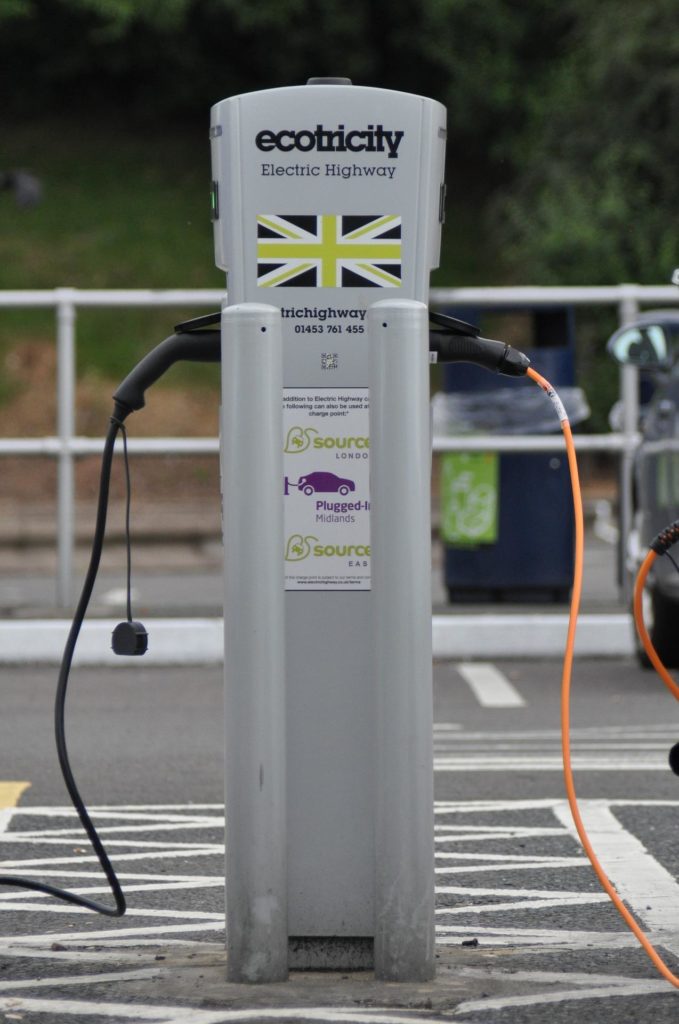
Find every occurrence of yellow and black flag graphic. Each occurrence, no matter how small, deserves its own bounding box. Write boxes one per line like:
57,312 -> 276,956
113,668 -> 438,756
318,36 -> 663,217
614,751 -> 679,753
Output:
256,214 -> 402,288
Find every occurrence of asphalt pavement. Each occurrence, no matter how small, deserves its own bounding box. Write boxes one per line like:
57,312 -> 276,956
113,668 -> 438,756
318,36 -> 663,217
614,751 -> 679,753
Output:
2,656 -> 679,1022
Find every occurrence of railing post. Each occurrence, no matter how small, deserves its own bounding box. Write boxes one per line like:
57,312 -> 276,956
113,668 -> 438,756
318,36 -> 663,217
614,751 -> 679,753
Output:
55,288 -> 77,609
617,285 -> 641,600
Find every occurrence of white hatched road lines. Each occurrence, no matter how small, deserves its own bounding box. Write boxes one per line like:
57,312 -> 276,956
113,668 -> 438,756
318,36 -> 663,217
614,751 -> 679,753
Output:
0,799 -> 678,1018
432,797 -> 679,947
434,721 -> 679,771
435,797 -> 679,1015
453,971 -> 671,1016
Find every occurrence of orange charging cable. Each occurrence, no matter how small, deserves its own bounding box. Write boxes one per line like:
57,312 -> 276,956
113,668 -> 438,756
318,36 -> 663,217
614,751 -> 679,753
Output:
528,365 -> 679,989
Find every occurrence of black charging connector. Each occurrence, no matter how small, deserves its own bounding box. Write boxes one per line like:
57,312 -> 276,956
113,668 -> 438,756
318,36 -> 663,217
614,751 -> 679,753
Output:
429,311 -> 530,377
114,330 -> 221,417
431,333 -> 531,376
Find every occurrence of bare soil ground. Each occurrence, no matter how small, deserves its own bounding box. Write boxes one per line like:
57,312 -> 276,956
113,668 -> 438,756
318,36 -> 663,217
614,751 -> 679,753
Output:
1,339 -> 222,508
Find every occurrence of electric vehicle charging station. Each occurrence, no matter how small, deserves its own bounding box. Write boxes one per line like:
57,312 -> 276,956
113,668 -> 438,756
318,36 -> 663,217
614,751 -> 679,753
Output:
210,79 -> 447,981
8,76 -> 679,1000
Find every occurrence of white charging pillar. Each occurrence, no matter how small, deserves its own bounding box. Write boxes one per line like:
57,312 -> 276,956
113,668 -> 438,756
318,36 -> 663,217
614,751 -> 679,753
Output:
221,303 -> 288,982
370,300 -> 435,980
212,79 -> 446,979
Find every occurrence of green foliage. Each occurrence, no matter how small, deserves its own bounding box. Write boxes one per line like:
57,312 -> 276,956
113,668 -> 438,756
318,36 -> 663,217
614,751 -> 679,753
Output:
494,0 -> 679,284
0,118 -> 223,385
0,0 -> 543,170
1,0 -> 678,430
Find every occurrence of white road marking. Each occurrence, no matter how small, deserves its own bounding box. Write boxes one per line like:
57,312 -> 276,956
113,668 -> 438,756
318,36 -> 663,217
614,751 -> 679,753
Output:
0,901 -> 223,919
435,797 -> 679,813
435,825 -> 565,841
0,784 -> 28,836
0,937 -> 223,961
0,997 -> 230,1022
10,804 -> 223,816
435,858 -> 588,875
0,869 -> 219,881
433,722 -> 676,771
7,820 -> 224,838
0,847 -> 223,868
435,925 -> 638,948
0,1001 -> 450,1024
0,967 -> 164,991
0,942 -> 215,964
5,922 -> 226,945
454,970 -> 670,1015
436,894 -> 608,914
553,800 -> 679,956
0,878 -> 222,900
436,884 -> 606,899
455,662 -> 525,708
436,759 -> 669,771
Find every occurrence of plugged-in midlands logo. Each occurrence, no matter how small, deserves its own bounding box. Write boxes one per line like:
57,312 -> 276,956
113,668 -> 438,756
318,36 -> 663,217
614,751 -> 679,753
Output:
285,534 -> 370,562
255,124 -> 404,159
257,214 -> 402,288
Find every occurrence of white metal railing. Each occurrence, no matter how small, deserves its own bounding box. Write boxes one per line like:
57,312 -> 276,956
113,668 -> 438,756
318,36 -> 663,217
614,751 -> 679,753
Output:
2,284 -> 679,607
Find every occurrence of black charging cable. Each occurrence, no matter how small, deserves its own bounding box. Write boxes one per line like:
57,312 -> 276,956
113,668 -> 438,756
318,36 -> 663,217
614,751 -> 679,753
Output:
110,418 -> 148,657
0,326 -> 221,916
0,409 -> 127,914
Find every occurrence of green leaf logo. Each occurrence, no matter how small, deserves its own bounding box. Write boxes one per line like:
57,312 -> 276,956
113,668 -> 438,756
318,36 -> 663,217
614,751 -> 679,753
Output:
284,426 -> 317,453
285,534 -> 318,561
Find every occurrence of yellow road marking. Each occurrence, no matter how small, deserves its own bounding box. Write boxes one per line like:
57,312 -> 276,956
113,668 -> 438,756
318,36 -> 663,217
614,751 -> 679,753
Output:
0,782 -> 31,808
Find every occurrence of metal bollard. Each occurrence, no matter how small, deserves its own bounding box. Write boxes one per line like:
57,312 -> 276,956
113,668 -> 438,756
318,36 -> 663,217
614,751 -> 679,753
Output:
370,299 -> 435,981
221,302 -> 288,982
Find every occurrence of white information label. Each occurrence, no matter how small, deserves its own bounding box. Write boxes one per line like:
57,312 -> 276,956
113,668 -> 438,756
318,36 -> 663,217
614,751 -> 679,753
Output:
283,387 -> 370,591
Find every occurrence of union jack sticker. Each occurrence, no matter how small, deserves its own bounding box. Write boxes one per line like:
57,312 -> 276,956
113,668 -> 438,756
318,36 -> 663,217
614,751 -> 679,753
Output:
256,214 -> 402,288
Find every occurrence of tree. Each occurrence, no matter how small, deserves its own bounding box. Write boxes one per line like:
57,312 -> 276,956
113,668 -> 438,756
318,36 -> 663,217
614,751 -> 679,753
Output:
493,0 -> 679,284
0,0 -> 540,167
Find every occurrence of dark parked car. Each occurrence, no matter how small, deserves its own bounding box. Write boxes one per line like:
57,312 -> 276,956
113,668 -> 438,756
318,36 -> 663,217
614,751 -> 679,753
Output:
608,309 -> 679,665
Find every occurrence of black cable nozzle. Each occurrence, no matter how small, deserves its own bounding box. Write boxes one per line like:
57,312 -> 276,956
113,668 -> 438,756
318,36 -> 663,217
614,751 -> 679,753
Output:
651,520 -> 679,555
113,330 -> 221,418
430,333 -> 531,377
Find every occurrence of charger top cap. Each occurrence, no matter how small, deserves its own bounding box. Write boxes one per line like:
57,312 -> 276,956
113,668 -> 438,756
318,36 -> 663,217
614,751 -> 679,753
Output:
210,81 -> 447,307
306,77 -> 353,85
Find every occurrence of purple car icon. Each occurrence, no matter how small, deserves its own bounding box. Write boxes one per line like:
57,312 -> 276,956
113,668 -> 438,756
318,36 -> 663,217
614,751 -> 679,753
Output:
297,472 -> 355,496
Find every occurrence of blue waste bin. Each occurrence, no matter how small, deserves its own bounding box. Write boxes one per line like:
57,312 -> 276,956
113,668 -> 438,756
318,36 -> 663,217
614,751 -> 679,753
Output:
437,305 -> 586,602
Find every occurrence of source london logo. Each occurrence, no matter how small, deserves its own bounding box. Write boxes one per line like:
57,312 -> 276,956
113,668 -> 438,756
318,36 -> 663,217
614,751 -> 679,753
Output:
284,426 -> 369,454
257,214 -> 402,288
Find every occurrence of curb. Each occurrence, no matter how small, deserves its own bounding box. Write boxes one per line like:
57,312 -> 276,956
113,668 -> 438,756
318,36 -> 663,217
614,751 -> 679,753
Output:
0,613 -> 634,665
